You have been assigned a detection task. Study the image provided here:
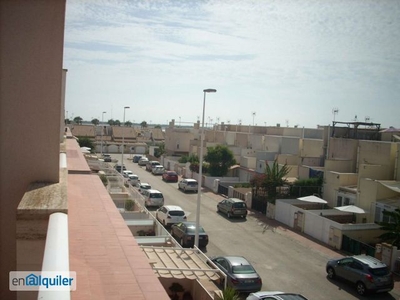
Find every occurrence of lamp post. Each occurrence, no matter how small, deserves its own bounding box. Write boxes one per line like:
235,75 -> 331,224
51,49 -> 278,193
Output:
121,106 -> 130,172
195,88 -> 217,248
101,111 -> 106,155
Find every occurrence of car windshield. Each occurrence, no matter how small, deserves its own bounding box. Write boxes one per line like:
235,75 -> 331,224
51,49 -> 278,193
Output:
186,226 -> 205,233
169,210 -> 185,216
232,265 -> 256,274
150,193 -> 163,198
141,185 -> 151,189
369,267 -> 390,276
187,182 -> 197,186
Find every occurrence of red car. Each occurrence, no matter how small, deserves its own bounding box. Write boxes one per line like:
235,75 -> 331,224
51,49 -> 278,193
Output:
162,171 -> 178,182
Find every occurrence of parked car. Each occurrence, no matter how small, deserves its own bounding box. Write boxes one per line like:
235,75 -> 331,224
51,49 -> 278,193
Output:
247,292 -> 308,300
178,179 -> 198,193
326,255 -> 394,295
152,165 -> 165,175
217,198 -> 248,219
133,155 -> 143,163
171,222 -> 208,248
102,154 -> 112,162
122,170 -> 133,178
127,174 -> 139,185
114,164 -> 126,173
209,256 -> 262,293
156,205 -> 186,227
137,183 -> 151,194
146,160 -> 161,172
162,171 -> 178,182
142,189 -> 164,208
138,157 -> 149,166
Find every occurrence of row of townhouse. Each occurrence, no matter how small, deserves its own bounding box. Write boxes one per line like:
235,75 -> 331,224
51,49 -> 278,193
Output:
164,119 -> 400,226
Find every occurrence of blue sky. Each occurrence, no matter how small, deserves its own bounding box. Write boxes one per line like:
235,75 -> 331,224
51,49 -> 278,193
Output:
63,0 -> 400,129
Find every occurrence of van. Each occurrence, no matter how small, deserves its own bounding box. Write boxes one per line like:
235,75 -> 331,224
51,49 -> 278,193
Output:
133,155 -> 143,163
217,198 -> 248,218
142,189 -> 164,208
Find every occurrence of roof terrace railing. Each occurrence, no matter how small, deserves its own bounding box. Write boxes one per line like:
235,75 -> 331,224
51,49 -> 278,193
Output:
38,212 -> 71,300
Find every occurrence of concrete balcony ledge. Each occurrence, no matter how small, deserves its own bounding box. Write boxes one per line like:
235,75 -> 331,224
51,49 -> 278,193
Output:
17,169 -> 67,240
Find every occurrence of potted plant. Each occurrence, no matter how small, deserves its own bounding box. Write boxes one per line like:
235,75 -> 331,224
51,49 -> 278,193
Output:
169,282 -> 184,300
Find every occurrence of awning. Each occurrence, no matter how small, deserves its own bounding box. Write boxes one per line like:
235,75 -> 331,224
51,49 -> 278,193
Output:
297,195 -> 327,204
380,181 -> 400,194
334,205 -> 368,214
140,246 -> 223,281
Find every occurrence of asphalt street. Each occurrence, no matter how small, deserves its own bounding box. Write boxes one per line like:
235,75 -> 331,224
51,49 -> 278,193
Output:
111,154 -> 400,300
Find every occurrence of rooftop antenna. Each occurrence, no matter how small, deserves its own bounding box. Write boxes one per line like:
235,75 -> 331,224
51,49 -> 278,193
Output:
354,115 -> 358,122
332,107 -> 339,122
252,112 -> 256,126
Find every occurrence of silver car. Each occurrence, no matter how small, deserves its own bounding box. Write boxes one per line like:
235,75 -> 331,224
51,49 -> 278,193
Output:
178,179 -> 198,193
210,256 -> 262,293
326,255 -> 393,295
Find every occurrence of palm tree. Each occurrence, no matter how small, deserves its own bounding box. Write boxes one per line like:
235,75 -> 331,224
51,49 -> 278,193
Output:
262,160 -> 291,202
213,287 -> 240,300
379,209 -> 400,247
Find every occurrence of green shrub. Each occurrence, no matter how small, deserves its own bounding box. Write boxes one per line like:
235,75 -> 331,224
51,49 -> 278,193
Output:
99,174 -> 107,186
125,199 -> 135,211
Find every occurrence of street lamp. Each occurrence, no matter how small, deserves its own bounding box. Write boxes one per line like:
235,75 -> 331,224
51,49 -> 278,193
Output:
101,111 -> 106,155
121,106 -> 130,172
195,88 -> 217,248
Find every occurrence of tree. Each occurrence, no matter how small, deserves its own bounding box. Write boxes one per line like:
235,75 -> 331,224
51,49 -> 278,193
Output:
179,154 -> 199,164
141,121 -> 147,128
250,160 -> 291,203
154,143 -> 165,158
107,119 -> 115,126
73,116 -> 83,124
379,209 -> 400,247
214,286 -> 240,300
77,136 -> 94,151
204,145 -> 236,177
125,121 -> 132,127
155,124 -> 162,129
91,118 -> 99,125
114,119 -> 121,126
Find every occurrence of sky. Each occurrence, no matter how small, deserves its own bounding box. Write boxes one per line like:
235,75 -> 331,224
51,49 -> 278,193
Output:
63,0 -> 400,129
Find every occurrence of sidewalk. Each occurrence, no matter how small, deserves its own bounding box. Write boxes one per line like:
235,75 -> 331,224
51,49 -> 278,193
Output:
203,190 -> 400,294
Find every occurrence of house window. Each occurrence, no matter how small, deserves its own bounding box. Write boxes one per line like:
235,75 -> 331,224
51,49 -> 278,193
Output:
344,197 -> 350,206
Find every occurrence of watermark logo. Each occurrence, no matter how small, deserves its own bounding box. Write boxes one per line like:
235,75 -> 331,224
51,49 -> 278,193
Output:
9,271 -> 76,291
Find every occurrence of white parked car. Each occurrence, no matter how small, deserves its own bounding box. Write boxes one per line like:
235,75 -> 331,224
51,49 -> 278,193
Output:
122,170 -> 133,178
137,182 -> 151,194
178,179 -> 198,193
127,174 -> 139,185
138,157 -> 149,166
156,205 -> 187,226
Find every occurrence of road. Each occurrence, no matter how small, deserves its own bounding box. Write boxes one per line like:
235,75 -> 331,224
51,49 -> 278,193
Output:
113,154 -> 399,300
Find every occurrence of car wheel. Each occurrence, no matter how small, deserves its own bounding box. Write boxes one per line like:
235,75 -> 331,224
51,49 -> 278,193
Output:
327,267 -> 336,279
227,212 -> 231,218
356,282 -> 367,296
183,187 -> 186,193
217,206 -> 221,213
162,220 -> 166,226
180,238 -> 185,247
